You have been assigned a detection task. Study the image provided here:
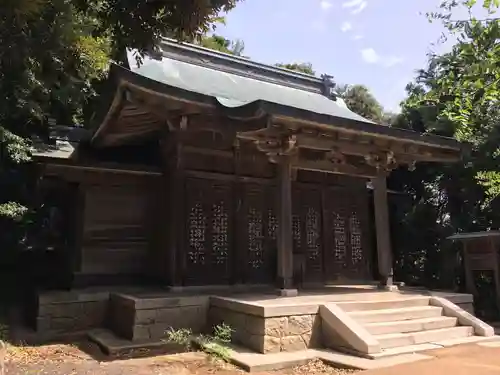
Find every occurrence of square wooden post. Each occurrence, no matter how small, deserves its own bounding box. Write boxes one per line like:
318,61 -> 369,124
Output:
372,174 -> 395,289
276,155 -> 298,296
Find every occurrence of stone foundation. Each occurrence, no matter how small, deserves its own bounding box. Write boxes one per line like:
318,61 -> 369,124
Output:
36,290 -> 109,333
110,294 -> 209,341
209,306 -> 322,354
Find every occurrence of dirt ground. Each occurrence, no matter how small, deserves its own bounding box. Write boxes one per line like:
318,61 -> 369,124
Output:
3,341 -> 358,375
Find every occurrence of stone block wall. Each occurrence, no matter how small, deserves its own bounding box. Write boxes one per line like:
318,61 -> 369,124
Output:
36,290 -> 109,334
209,306 -> 322,354
109,294 -> 209,341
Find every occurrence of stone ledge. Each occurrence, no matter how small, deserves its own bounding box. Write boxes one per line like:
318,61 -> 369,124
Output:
115,293 -> 209,310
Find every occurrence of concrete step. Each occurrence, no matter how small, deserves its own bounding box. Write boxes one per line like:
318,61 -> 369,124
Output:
364,316 -> 458,335
338,296 -> 430,312
376,326 -> 474,349
349,306 -> 443,324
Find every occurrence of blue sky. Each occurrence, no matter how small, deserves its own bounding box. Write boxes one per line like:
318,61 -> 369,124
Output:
216,0 -> 471,113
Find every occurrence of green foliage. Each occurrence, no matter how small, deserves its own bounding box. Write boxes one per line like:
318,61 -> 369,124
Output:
337,84 -> 384,122
212,322 -> 232,343
199,35 -> 246,56
409,0 -> 500,203
164,323 -> 233,362
73,0 -> 240,59
0,203 -> 29,223
275,62 -> 316,76
385,0 -> 500,290
165,327 -> 193,349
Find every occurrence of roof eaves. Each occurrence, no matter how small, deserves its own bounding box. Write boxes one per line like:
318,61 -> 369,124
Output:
97,64 -> 462,153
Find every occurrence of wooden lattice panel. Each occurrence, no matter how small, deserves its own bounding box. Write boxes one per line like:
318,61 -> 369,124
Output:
184,177 -> 233,285
292,183 -> 324,283
239,182 -> 276,284
323,185 -> 371,282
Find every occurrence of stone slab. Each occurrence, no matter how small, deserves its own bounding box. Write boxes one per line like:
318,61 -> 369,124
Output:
87,328 -> 185,355
225,344 -> 433,372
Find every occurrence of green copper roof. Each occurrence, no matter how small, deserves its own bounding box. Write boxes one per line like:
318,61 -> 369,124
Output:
125,49 -> 375,125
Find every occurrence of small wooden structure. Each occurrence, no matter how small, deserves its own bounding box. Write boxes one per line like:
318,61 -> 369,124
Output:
33,39 -> 464,295
448,231 -> 500,307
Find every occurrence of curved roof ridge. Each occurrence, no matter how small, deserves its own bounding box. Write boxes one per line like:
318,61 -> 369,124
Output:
158,38 -> 335,97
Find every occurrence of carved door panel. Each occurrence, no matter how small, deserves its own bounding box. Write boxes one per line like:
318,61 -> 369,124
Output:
292,183 -> 324,284
323,187 -> 372,282
238,183 -> 277,284
184,177 -> 233,285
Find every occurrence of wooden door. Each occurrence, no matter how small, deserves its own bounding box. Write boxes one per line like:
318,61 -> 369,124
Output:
238,182 -> 277,284
292,183 -> 324,284
183,177 -> 234,285
322,186 -> 372,282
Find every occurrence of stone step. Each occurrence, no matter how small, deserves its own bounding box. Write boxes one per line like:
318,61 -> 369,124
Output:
364,316 -> 458,335
376,326 -> 474,349
338,297 -> 430,312
349,306 -> 443,324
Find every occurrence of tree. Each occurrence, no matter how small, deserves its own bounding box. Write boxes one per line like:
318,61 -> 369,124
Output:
337,84 -> 384,122
199,34 -> 246,56
275,62 -> 316,76
413,0 -> 500,203
383,0 -> 500,297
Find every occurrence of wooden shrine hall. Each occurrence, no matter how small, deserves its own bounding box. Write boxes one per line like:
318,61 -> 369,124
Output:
35,39 -> 464,295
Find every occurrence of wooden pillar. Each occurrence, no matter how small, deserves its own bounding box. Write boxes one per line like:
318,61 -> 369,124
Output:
158,127 -> 185,287
372,174 -> 394,289
276,155 -> 297,296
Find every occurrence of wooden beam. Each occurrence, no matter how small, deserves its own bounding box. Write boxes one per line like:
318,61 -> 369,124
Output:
43,163 -> 162,178
292,159 -> 379,178
238,126 -> 460,163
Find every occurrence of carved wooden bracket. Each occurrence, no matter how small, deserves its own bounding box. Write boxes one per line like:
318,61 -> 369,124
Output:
325,148 -> 347,166
364,151 -> 396,171
254,134 -> 298,163
364,150 -> 417,172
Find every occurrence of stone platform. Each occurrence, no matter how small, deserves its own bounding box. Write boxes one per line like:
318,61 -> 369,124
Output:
207,286 -> 476,354
26,284 -> 482,371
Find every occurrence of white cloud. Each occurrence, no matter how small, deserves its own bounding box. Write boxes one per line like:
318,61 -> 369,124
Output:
342,0 -> 368,15
353,34 -> 364,40
361,48 -> 379,64
320,0 -> 333,10
340,21 -> 352,32
360,48 -> 404,67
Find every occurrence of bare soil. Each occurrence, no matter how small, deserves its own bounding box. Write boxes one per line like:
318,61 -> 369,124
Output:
4,341 -> 358,375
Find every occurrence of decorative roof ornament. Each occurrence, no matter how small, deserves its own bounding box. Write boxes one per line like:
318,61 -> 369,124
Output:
321,74 -> 337,101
